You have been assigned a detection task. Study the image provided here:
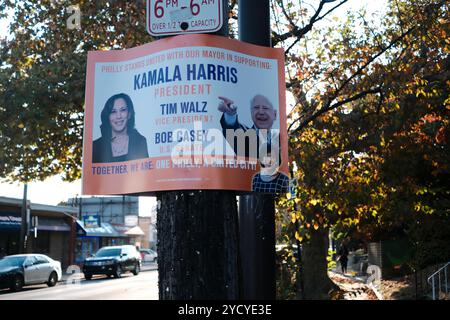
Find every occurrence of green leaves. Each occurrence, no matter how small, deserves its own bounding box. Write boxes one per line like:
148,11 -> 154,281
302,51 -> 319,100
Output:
276,0 -> 449,250
0,1 -> 153,182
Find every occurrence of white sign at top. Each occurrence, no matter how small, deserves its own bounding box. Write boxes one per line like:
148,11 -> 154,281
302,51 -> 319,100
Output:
147,0 -> 223,36
125,215 -> 139,227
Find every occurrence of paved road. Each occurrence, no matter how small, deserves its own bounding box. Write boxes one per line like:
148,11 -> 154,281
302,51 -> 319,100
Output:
0,270 -> 158,300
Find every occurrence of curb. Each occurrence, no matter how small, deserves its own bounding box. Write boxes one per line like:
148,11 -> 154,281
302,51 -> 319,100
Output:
61,264 -> 157,283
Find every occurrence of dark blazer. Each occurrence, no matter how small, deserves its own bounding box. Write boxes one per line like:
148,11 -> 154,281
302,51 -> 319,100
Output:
220,114 -> 277,160
92,129 -> 149,163
220,114 -> 258,159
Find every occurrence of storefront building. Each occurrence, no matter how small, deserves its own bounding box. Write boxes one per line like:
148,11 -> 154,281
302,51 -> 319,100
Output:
67,196 -> 146,264
75,220 -> 127,264
0,197 -> 78,267
74,220 -> 145,264
0,209 -> 20,256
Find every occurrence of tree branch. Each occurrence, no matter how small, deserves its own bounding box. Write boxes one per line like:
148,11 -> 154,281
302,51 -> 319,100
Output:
288,25 -> 416,134
285,37 -> 301,56
272,0 -> 348,46
289,88 -> 382,133
278,0 -> 297,28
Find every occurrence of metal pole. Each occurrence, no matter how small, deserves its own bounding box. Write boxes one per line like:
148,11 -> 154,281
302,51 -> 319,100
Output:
439,272 -> 441,297
445,267 -> 448,294
432,277 -> 435,300
19,184 -> 28,253
238,0 -> 275,300
78,197 -> 82,220
239,0 -> 271,46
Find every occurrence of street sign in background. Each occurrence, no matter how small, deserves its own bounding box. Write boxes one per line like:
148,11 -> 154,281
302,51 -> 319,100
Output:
125,215 -> 139,227
147,0 -> 223,36
83,214 -> 101,228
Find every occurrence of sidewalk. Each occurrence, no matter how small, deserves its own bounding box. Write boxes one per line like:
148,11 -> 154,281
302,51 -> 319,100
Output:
329,269 -> 381,300
61,262 -> 157,283
141,262 -> 158,272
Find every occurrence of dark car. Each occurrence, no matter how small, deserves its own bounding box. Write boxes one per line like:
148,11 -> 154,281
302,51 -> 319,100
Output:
0,254 -> 62,291
82,245 -> 141,280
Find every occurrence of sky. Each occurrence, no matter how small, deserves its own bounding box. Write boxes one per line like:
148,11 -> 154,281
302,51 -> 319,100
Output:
0,0 -> 385,214
0,177 -> 157,216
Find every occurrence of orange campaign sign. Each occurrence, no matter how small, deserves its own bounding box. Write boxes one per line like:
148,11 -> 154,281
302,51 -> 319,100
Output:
82,34 -> 288,195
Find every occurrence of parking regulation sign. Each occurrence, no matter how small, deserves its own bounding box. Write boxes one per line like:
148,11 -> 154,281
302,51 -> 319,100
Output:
147,0 -> 223,36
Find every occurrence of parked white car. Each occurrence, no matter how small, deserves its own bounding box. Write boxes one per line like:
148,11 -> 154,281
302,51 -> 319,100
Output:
139,249 -> 157,263
0,254 -> 62,291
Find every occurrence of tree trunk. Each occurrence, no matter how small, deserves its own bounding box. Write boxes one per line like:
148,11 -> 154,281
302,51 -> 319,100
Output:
157,190 -> 241,299
301,227 -> 338,299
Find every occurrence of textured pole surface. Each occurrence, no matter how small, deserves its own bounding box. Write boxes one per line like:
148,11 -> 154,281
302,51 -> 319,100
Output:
157,190 -> 240,299
238,0 -> 276,299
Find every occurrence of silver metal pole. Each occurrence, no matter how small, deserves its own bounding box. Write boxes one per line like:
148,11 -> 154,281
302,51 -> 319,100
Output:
445,267 -> 448,294
19,184 -> 28,253
439,272 -> 441,298
432,277 -> 435,300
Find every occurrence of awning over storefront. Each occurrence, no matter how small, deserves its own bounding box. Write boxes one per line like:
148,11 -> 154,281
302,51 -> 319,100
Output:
124,226 -> 145,236
36,217 -> 71,232
1,197 -> 78,233
0,212 -> 21,231
76,221 -> 126,238
113,225 -> 145,237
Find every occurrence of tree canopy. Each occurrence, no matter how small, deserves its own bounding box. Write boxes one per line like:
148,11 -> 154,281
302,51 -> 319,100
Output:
0,0 -> 152,182
279,0 -> 448,233
275,0 -> 449,297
